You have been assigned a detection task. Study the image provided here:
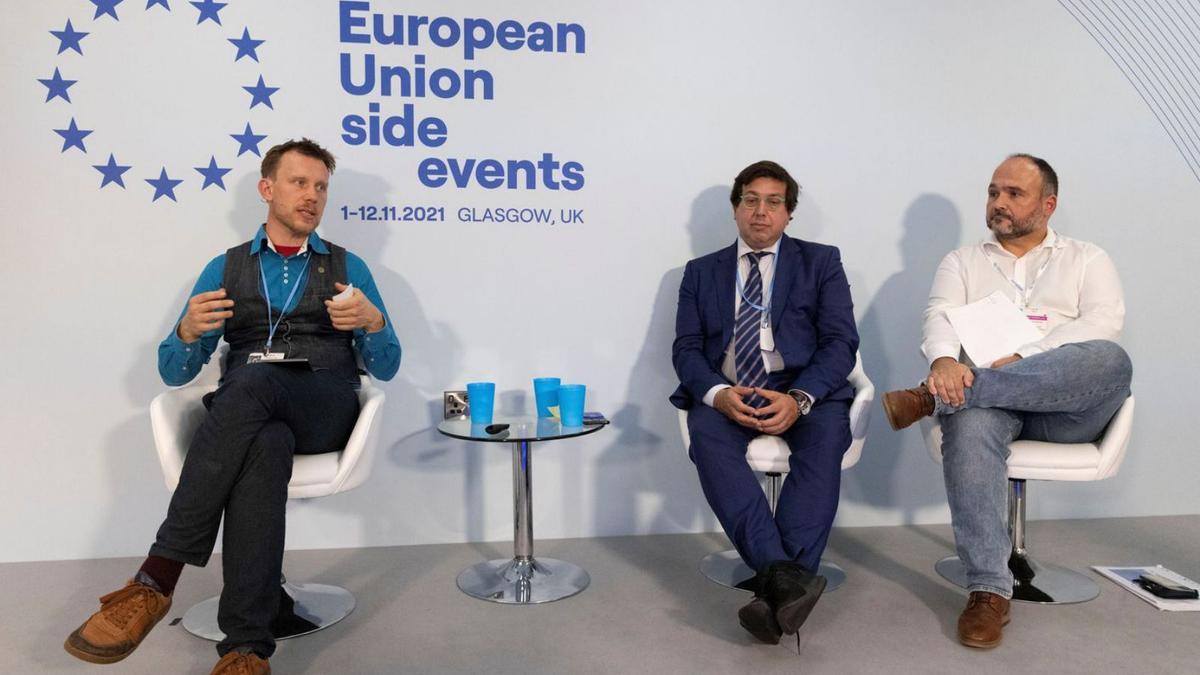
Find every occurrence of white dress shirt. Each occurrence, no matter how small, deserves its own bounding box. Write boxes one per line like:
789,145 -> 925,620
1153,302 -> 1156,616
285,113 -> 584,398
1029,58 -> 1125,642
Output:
922,227 -> 1125,367
702,237 -> 787,406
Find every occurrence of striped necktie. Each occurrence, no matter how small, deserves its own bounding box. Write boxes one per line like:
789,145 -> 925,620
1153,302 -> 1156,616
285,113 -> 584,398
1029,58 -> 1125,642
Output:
735,252 -> 769,408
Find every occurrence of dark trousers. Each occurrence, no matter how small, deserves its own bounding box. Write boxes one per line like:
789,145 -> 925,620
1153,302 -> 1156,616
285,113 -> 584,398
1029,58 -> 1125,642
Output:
687,398 -> 851,573
149,364 -> 359,657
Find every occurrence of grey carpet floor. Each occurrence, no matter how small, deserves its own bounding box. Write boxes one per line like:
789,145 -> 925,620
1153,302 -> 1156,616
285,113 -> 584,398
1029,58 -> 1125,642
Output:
5,515 -> 1197,674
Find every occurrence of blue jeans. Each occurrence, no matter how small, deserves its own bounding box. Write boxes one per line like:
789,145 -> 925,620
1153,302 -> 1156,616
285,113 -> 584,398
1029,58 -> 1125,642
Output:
938,340 -> 1132,598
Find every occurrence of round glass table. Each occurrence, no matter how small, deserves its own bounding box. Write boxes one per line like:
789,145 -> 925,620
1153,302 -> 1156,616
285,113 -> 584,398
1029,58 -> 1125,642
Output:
436,416 -> 605,604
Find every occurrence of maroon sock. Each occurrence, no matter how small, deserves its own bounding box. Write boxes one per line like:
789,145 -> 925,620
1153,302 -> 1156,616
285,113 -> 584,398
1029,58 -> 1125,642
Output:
137,556 -> 184,596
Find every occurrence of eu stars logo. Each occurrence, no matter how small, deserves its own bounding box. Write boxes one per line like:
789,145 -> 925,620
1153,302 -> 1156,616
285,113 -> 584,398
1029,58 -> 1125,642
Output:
39,2 -> 278,203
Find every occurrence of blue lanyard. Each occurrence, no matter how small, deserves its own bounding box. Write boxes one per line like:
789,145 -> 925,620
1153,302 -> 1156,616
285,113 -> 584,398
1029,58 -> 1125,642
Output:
258,251 -> 311,352
735,249 -> 778,327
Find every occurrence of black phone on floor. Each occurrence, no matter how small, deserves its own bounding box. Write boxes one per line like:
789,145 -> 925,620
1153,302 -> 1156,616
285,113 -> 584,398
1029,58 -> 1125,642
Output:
1137,573 -> 1199,600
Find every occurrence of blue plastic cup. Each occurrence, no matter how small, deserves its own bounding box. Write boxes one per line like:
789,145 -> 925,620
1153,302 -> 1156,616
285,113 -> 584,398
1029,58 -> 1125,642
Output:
466,382 -> 495,425
557,384 -> 586,427
533,377 -> 561,417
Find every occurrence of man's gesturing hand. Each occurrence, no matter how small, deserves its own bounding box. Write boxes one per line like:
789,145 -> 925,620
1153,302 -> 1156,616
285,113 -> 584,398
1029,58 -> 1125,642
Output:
177,289 -> 234,343
324,282 -> 385,332
714,386 -> 760,429
927,356 -> 973,407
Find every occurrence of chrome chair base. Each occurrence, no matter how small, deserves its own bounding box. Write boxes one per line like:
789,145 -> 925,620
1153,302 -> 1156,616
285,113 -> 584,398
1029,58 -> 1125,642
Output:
935,555 -> 1100,604
181,582 -> 356,642
698,549 -> 847,592
457,556 -> 590,604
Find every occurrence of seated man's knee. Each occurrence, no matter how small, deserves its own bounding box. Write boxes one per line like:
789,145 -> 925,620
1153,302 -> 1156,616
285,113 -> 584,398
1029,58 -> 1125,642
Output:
1077,340 -> 1133,386
942,408 -> 1019,457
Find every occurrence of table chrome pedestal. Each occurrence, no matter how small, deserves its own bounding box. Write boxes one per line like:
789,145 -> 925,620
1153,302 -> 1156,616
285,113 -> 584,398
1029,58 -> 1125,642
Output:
439,418 -> 603,604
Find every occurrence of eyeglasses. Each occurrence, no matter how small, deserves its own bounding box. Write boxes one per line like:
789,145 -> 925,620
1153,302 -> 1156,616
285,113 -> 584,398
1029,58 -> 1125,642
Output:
738,194 -> 786,212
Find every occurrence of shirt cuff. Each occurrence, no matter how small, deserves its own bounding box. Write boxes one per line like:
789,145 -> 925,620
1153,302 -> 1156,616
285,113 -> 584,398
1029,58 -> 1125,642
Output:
787,389 -> 814,405
923,343 -> 961,368
703,384 -> 730,408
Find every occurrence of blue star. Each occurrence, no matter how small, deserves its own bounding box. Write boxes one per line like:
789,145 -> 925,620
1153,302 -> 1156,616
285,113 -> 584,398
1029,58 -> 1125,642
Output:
93,154 -> 132,188
243,75 -> 279,109
146,0 -> 171,9
228,28 -> 265,62
54,118 -> 94,153
145,168 -> 184,202
194,156 -> 232,190
190,0 -> 227,25
38,67 -> 77,103
50,20 -> 89,55
91,0 -> 125,20
231,123 -> 267,157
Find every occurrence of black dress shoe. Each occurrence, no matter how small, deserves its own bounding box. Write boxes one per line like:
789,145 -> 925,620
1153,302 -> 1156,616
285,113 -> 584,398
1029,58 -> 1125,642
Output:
765,561 -> 826,635
737,594 -> 782,644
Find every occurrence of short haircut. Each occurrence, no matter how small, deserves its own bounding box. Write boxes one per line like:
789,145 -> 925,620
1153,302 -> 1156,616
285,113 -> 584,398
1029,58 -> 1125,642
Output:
730,160 -> 801,213
260,138 -> 336,179
1008,153 -> 1058,198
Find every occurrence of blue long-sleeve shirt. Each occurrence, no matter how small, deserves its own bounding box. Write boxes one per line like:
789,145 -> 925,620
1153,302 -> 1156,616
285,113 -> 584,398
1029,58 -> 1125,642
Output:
157,227 -> 401,385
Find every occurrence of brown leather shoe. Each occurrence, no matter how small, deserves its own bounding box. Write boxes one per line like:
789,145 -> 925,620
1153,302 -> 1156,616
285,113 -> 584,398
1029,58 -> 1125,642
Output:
882,384 -> 935,430
210,650 -> 271,674
64,580 -> 172,664
957,591 -> 1010,649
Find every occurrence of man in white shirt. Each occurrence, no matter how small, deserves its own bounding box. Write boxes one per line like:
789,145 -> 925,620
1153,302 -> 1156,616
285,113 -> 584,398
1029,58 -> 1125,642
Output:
882,154 -> 1132,649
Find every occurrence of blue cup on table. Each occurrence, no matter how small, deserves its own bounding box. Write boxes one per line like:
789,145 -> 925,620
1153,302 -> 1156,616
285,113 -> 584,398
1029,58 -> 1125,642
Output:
557,384 -> 586,427
533,377 -> 561,417
466,382 -> 495,425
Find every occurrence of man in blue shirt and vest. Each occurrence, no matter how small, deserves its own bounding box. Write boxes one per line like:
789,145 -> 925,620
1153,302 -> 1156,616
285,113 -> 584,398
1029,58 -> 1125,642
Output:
671,161 -> 858,644
65,139 -> 400,674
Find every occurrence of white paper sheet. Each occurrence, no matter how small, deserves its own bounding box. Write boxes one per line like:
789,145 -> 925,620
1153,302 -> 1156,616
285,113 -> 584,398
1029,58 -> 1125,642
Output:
944,290 -> 1043,367
1092,565 -> 1200,611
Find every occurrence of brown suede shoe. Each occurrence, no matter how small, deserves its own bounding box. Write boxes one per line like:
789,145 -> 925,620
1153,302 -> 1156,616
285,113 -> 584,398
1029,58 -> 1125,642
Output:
210,651 -> 271,674
882,384 -> 935,430
64,580 -> 172,664
957,591 -> 1010,649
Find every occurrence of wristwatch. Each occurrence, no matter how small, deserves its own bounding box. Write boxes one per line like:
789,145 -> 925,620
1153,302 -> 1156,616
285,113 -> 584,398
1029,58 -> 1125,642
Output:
787,389 -> 813,416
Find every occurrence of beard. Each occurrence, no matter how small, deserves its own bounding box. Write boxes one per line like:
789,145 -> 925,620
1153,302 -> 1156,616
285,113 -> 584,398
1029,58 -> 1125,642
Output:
987,210 -> 1041,240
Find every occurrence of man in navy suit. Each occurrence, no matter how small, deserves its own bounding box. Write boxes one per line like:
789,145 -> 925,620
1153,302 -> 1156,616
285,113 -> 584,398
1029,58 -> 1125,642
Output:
671,160 -> 859,643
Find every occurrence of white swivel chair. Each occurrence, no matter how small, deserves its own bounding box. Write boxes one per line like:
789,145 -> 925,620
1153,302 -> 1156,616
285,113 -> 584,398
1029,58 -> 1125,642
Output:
920,395 -> 1135,604
679,352 -> 874,592
149,350 -> 386,641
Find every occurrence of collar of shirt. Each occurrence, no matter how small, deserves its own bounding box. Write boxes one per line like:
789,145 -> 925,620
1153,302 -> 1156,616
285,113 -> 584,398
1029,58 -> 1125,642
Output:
736,236 -> 782,259
249,225 -> 329,257
981,226 -> 1062,258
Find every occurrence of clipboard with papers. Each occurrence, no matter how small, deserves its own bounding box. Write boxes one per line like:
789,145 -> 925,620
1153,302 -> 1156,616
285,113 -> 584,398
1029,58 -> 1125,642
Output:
944,290 -> 1043,367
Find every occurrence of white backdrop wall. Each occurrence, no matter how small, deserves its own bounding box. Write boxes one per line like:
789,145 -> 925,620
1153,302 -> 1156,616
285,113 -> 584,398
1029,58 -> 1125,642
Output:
3,1 -> 1198,563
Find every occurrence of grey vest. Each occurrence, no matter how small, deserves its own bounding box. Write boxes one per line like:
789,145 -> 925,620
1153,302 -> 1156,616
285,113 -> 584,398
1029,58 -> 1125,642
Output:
222,238 -> 359,385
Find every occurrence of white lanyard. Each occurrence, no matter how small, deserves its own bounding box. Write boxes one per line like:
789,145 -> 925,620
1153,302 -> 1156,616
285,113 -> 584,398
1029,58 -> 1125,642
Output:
982,244 -> 1054,310
735,249 -> 777,328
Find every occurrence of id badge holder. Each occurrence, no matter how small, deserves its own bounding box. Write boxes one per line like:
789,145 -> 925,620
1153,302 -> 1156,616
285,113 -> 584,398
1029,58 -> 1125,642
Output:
247,351 -> 287,364
1024,306 -> 1049,333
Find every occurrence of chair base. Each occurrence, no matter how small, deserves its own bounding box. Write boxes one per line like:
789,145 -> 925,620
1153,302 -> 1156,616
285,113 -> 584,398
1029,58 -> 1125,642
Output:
182,582 -> 356,642
457,556 -> 590,604
699,550 -> 847,592
935,555 -> 1100,604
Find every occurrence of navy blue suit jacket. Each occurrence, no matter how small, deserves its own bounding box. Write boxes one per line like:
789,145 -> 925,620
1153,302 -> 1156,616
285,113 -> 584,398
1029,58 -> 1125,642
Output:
670,235 -> 859,410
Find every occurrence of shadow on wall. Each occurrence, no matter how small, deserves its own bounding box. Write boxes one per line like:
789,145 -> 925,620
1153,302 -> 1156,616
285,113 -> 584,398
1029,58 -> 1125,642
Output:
843,194 -> 963,522
91,169 -> 271,560
590,186 -> 755,550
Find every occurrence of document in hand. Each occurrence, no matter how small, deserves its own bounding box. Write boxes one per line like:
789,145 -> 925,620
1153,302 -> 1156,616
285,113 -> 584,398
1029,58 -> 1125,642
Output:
945,290 -> 1043,367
